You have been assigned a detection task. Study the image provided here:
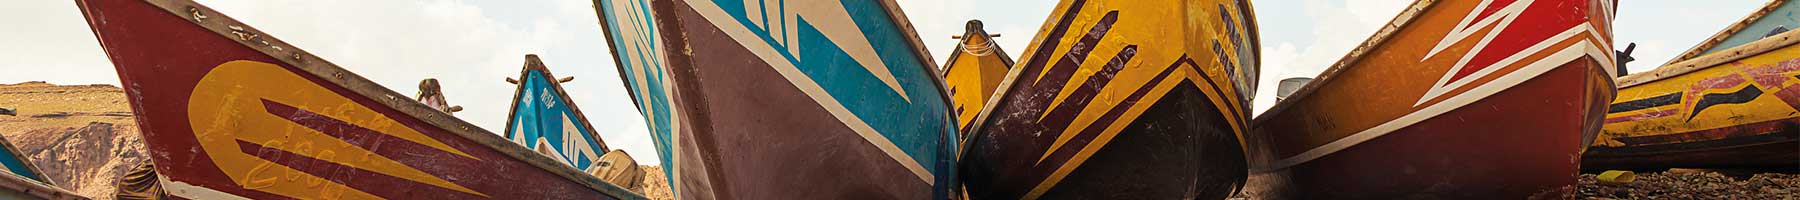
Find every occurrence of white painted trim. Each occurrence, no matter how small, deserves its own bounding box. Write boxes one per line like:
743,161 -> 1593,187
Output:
1417,0 -> 1536,106
684,0 -> 935,185
159,174 -> 252,200
1255,26 -> 1610,172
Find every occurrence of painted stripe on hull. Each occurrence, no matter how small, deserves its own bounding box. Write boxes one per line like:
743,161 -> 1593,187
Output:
960,0 -> 1258,199
629,0 -> 957,198
679,0 -> 939,185
1251,60 -> 1606,199
1260,31 -> 1612,171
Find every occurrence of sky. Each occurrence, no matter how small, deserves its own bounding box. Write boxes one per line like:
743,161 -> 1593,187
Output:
0,0 -> 1768,165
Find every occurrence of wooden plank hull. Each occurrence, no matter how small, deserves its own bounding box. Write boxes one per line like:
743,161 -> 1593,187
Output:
1592,22 -> 1800,169
503,55 -> 616,175
958,0 -> 1261,199
595,0 -> 959,199
1246,0 -> 1616,199
75,0 -> 642,199
942,20 -> 1014,135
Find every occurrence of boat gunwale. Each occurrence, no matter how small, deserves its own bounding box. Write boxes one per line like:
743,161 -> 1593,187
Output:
599,0 -> 962,139
1661,0 -> 1788,66
1616,26 -> 1800,88
498,54 -> 614,159
1250,0 -> 1439,123
86,0 -> 645,198
874,0 -> 965,149
590,0 -> 655,119
0,171 -> 82,200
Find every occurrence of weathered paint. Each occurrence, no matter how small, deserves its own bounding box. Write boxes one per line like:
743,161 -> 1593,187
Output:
957,0 -> 1261,199
1591,27 -> 1800,169
1667,0 -> 1800,65
75,0 -> 643,199
1246,0 -> 1616,198
594,0 -> 959,199
941,20 -> 1014,136
503,55 -> 614,174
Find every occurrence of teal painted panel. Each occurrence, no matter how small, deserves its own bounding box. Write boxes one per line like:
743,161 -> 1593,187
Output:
1700,1 -> 1800,55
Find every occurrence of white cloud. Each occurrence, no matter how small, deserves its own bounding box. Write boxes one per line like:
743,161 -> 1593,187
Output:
896,0 -> 1053,66
1251,0 -> 1409,114
895,0 -> 979,65
1614,1 -> 1765,73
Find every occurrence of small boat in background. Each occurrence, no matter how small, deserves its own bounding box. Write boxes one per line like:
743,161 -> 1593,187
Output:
0,134 -> 49,186
0,133 -> 81,199
75,0 -> 641,199
594,0 -> 959,199
942,20 -> 1014,136
502,55 -> 643,190
958,0 -> 1261,199
1246,0 -> 1616,198
1659,0 -> 1800,67
1589,0 -> 1800,170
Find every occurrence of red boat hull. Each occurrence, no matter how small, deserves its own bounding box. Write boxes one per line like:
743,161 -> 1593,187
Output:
1252,59 -> 1613,199
77,0 -> 638,199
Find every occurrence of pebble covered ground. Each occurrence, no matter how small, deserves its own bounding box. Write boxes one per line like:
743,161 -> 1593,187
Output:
1579,169 -> 1799,199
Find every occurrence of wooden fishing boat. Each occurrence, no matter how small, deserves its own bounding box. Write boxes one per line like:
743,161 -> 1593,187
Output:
0,134 -> 82,200
942,20 -> 1014,135
502,55 -> 624,176
957,0 -> 1261,199
1661,0 -> 1800,67
1589,0 -> 1800,169
1245,0 -> 1617,198
594,0 -> 959,199
75,0 -> 642,199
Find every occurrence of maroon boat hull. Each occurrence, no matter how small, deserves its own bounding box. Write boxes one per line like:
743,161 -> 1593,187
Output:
77,0 -> 639,199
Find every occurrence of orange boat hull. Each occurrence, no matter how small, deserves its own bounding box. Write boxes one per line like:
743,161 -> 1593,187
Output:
1247,0 -> 1617,198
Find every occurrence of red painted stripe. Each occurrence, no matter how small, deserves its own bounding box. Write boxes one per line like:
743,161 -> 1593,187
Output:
235,141 -> 491,199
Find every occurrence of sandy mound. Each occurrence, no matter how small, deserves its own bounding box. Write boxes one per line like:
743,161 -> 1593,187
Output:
641,165 -> 672,199
0,81 -> 147,199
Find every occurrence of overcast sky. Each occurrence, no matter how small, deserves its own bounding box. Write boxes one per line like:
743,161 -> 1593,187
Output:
1,0 -> 1766,165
